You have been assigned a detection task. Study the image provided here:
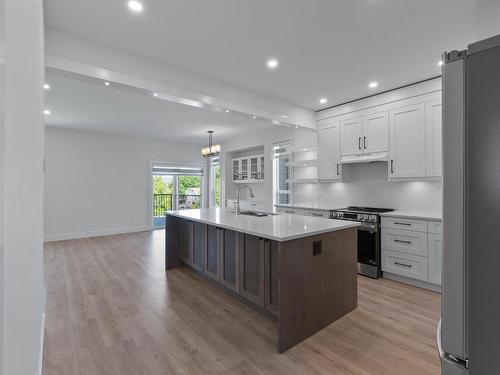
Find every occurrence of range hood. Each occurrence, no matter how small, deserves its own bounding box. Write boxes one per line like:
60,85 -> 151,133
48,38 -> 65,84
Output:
340,152 -> 389,164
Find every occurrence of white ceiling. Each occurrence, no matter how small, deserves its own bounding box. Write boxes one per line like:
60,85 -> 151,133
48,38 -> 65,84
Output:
44,0 -> 484,110
45,71 -> 277,144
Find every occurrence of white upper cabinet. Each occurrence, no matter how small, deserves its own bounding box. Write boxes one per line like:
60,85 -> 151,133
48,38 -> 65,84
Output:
363,111 -> 389,153
232,154 -> 265,183
340,117 -> 363,156
389,103 -> 426,179
425,99 -> 443,177
318,122 -> 342,181
317,78 -> 442,181
340,113 -> 389,156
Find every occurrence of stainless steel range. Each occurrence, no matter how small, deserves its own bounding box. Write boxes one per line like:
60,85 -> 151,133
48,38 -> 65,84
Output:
330,206 -> 394,278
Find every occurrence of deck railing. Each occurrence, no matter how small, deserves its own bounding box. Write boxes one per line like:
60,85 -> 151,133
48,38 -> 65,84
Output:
153,194 -> 173,217
153,193 -> 201,216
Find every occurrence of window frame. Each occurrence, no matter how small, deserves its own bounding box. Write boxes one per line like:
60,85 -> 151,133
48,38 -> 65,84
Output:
272,141 -> 293,206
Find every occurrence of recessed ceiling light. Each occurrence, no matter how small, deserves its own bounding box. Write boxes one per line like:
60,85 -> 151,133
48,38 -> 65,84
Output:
438,60 -> 444,67
295,126 -> 299,129
153,92 -> 158,97
319,98 -> 327,104
44,109 -> 51,115
104,81 -> 110,86
267,59 -> 278,69
273,120 -> 280,125
368,81 -> 378,89
44,83 -> 50,90
127,1 -> 143,13
252,115 -> 257,119
225,109 -> 230,113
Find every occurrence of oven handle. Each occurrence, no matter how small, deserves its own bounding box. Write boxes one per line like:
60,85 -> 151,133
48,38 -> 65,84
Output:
357,224 -> 377,232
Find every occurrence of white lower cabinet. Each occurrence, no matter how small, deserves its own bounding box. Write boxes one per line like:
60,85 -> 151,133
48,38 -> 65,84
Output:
226,199 -> 265,211
275,207 -> 306,215
382,250 -> 428,282
275,206 -> 329,218
381,228 -> 428,257
382,216 -> 442,287
303,210 -> 329,218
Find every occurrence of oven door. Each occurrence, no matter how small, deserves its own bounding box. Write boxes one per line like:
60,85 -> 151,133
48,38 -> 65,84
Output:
357,223 -> 380,278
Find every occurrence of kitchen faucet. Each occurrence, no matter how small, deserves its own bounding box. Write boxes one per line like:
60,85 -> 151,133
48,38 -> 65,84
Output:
236,184 -> 254,215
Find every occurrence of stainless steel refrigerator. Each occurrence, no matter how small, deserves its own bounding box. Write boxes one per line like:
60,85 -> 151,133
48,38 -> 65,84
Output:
440,33 -> 500,375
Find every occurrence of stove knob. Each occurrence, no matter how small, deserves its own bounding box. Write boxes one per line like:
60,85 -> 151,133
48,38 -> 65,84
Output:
358,214 -> 365,221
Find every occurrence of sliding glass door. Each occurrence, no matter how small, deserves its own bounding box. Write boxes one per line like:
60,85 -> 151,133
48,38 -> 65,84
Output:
152,164 -> 203,228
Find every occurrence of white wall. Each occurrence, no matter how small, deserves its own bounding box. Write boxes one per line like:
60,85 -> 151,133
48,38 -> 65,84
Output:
2,1 -> 46,374
44,127 -> 203,241
295,163 -> 442,212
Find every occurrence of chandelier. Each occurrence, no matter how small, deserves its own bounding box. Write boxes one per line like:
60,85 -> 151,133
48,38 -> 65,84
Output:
201,130 -> 221,158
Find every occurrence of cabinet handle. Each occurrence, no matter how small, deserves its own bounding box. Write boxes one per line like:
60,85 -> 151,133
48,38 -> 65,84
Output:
390,160 -> 394,174
363,136 -> 367,149
285,210 -> 294,214
311,213 -> 323,217
336,164 -> 340,175
394,222 -> 411,226
394,239 -> 412,245
395,261 -> 412,268
358,137 -> 362,150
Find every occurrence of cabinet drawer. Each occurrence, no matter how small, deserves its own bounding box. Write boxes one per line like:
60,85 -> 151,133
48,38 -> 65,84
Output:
304,210 -> 330,218
382,228 -> 428,256
275,207 -> 305,215
382,250 -> 428,281
381,217 -> 427,232
427,220 -> 443,234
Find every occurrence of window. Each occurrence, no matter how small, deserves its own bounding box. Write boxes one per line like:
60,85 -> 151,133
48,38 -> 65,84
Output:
152,164 -> 203,228
210,157 -> 221,207
273,141 -> 292,205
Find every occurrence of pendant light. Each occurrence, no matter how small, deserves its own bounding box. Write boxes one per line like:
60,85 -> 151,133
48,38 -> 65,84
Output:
201,130 -> 221,158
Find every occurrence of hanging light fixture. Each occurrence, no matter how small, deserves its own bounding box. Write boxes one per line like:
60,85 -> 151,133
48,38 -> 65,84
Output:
201,130 -> 221,158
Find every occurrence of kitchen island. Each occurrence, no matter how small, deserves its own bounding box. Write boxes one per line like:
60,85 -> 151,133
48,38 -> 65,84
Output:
165,208 -> 359,353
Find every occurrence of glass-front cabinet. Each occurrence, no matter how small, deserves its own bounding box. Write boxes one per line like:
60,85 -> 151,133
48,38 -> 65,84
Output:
232,154 -> 265,183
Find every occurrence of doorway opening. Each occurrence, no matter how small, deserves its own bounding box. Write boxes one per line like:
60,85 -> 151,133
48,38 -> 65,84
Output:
152,164 -> 203,228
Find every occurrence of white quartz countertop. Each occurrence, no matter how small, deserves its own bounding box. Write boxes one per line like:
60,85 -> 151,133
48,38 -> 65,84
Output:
380,210 -> 442,221
166,208 -> 359,242
274,202 -> 340,212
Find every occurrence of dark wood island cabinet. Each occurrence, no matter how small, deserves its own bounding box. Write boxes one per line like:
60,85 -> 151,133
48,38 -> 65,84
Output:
165,208 -> 359,353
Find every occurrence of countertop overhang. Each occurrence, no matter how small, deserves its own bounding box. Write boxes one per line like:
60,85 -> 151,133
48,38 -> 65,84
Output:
166,208 -> 359,242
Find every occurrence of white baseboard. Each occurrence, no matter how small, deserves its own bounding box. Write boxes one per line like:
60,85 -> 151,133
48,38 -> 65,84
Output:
44,225 -> 152,242
37,312 -> 45,375
383,272 -> 441,293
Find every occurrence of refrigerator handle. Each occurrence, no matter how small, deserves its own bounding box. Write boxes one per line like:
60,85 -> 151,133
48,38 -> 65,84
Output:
437,318 -> 444,359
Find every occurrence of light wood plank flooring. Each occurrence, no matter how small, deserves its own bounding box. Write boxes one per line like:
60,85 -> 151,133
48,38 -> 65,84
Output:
43,230 -> 441,375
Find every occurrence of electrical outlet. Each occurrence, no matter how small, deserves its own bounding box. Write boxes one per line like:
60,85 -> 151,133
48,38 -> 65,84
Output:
313,240 -> 322,256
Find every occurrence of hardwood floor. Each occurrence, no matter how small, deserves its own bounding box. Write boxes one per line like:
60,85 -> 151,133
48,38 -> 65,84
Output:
43,230 -> 441,375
